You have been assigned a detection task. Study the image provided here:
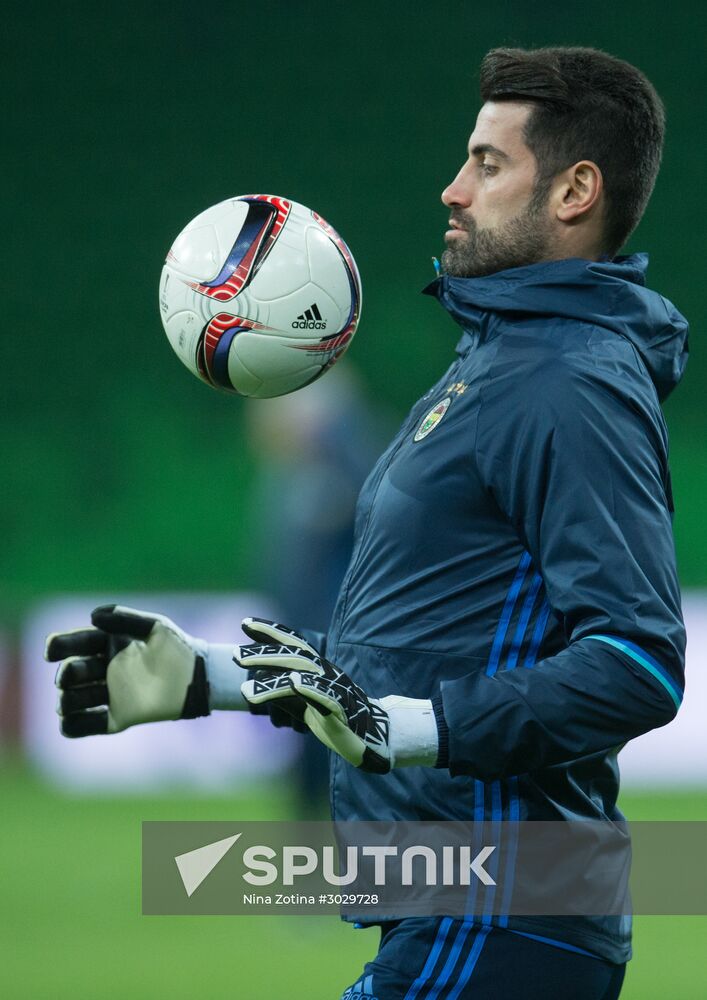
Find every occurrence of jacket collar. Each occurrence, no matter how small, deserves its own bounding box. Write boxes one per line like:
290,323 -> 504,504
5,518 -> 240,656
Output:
423,255 -> 689,399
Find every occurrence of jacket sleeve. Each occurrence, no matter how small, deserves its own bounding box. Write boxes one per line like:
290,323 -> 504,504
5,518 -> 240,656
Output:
434,353 -> 686,780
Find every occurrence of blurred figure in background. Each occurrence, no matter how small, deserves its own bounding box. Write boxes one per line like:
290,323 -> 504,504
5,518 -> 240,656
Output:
245,364 -> 385,813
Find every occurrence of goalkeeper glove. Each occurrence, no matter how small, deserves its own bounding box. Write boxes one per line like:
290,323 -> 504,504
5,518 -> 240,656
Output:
238,619 -> 439,773
45,604 -> 249,737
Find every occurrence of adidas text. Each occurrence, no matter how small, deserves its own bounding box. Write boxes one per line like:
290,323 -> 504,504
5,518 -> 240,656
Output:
292,303 -> 327,330
292,319 -> 327,329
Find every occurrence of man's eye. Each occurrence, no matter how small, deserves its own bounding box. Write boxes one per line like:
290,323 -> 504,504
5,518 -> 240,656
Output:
481,163 -> 499,176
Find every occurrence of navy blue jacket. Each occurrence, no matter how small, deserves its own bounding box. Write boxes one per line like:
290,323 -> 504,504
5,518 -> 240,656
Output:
308,254 -> 688,962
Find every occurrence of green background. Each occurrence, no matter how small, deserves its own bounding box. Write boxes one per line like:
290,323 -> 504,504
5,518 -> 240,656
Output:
3,2 -> 706,996
3,0 -> 706,619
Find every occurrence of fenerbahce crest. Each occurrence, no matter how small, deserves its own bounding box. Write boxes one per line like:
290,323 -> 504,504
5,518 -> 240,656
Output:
414,397 -> 451,442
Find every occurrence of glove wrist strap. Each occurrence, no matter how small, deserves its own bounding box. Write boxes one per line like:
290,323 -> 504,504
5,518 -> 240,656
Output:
379,696 -> 438,768
206,644 -> 249,711
181,655 -> 210,718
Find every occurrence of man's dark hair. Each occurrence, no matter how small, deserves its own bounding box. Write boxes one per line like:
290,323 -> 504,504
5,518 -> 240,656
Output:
480,47 -> 665,256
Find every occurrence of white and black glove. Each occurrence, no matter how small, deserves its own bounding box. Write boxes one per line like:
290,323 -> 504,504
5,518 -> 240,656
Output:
45,605 -> 248,737
238,619 -> 439,773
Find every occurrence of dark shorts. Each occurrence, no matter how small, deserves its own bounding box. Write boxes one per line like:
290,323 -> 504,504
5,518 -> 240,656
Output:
340,919 -> 626,1000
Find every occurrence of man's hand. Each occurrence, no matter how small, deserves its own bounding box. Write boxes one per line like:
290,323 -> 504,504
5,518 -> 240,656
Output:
238,619 -> 439,773
45,605 -> 210,737
234,619 -> 316,735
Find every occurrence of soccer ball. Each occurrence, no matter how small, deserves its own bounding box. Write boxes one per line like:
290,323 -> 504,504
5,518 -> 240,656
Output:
158,195 -> 362,398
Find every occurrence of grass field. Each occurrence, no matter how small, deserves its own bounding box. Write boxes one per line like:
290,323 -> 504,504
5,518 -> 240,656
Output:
0,761 -> 705,999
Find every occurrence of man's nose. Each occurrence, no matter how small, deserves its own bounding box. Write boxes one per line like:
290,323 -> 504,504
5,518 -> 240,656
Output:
442,171 -> 472,208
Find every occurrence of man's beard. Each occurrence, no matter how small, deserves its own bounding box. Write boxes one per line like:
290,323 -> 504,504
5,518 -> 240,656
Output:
441,185 -> 554,278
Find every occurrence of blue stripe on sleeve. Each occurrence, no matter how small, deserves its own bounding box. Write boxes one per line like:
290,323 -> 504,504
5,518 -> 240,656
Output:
506,572 -> 544,670
583,634 -> 682,711
523,599 -> 551,668
486,552 -> 532,677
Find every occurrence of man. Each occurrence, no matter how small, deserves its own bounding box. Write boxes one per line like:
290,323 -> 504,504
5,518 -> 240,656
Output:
47,47 -> 688,999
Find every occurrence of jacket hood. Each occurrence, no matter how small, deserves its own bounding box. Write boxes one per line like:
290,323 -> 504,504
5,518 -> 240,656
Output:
424,254 -> 689,401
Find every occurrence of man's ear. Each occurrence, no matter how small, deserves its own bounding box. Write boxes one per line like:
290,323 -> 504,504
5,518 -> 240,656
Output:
555,160 -> 603,223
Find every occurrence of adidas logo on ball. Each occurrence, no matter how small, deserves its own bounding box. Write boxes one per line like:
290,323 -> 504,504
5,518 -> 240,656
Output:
292,303 -> 327,330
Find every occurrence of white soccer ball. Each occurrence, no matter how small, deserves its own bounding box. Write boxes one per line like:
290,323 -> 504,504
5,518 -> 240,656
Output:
158,195 -> 362,398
